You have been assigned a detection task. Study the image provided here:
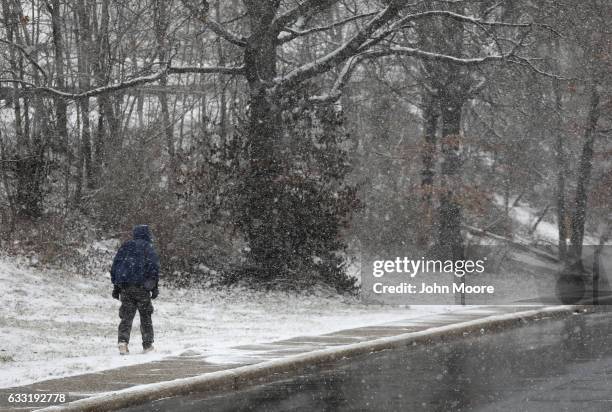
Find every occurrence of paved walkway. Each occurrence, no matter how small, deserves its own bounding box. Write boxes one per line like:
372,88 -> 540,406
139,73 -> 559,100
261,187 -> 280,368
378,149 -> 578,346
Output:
0,305 -> 546,411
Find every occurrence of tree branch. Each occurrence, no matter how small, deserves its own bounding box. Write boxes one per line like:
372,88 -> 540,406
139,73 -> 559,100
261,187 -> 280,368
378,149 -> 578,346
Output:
309,45 -> 505,104
506,56 -> 571,80
309,56 -> 360,104
0,39 -> 48,82
357,9 -> 537,54
383,46 -> 506,66
277,11 -> 377,44
273,3 -> 537,93
0,65 -> 245,99
168,65 -> 245,75
401,10 -> 535,28
204,18 -> 247,47
273,1 -> 406,92
272,0 -> 338,33
180,0 -> 246,47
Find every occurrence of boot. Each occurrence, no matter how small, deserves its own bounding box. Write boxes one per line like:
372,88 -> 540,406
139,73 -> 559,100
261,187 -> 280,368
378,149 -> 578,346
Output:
143,344 -> 155,354
118,342 -> 129,355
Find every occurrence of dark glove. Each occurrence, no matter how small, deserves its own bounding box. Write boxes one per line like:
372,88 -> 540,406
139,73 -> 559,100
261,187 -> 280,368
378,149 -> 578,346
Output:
112,285 -> 120,300
151,287 -> 159,300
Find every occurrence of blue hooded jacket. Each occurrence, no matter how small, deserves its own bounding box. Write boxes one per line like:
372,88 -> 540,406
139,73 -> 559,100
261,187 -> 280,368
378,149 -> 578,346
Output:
111,225 -> 160,289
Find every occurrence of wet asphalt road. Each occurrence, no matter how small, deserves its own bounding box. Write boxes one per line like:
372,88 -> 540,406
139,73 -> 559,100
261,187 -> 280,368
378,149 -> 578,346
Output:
124,310 -> 612,412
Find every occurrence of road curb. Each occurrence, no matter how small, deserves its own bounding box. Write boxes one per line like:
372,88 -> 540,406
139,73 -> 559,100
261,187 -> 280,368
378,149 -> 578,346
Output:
37,305 -> 593,412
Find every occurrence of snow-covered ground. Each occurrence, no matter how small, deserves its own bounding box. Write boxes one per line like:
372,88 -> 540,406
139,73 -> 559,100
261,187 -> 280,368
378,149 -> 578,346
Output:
492,194 -> 601,246
0,255 -> 452,389
3,197 -> 584,389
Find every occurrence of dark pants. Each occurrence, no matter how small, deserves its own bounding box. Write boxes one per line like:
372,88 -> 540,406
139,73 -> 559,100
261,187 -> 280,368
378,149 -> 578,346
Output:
118,284 -> 154,347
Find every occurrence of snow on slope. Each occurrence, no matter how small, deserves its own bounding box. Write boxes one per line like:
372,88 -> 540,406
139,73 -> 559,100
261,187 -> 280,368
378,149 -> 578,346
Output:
493,194 -> 600,246
0,255 -> 451,388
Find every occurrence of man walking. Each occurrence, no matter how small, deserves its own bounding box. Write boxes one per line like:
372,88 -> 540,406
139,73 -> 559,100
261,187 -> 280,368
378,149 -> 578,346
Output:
111,225 -> 160,355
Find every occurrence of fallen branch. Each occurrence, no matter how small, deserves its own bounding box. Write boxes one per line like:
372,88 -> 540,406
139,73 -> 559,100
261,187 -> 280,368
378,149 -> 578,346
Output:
463,224 -> 559,263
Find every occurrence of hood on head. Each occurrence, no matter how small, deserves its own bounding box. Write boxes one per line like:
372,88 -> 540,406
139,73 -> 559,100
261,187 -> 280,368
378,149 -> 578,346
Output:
133,225 -> 152,242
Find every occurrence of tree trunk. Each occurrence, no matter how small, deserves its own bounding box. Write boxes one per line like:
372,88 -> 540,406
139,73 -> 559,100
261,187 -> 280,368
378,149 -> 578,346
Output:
241,1 -> 282,277
74,105 -> 83,204
93,112 -> 104,186
50,0 -> 70,208
437,92 -> 465,260
76,0 -> 94,191
216,1 -> 227,140
154,0 -> 176,192
418,93 -> 438,246
569,85 -> 600,269
552,78 -> 569,261
91,0 -> 118,186
244,3 -> 279,166
1,0 -> 44,218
